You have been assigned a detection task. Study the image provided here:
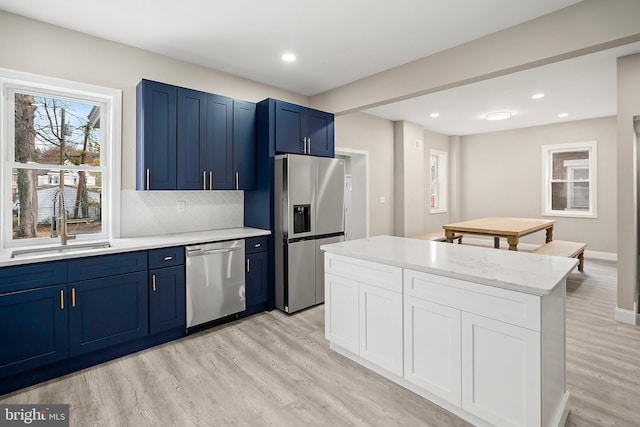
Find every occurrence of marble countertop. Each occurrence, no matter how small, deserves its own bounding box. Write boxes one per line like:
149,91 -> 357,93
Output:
0,227 -> 270,268
321,235 -> 578,296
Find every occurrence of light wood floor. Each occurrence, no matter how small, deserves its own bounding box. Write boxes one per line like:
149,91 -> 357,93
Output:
2,260 -> 639,426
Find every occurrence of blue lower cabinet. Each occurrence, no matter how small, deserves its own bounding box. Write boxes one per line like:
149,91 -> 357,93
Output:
0,285 -> 68,377
69,271 -> 149,357
246,251 -> 268,306
149,266 -> 185,334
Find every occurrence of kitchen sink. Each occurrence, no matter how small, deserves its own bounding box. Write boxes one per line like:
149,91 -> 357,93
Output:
11,241 -> 112,259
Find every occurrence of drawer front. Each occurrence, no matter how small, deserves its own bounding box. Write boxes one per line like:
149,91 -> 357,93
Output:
245,236 -> 268,254
404,269 -> 540,331
148,246 -> 184,269
325,253 -> 402,293
68,251 -> 148,282
0,261 -> 67,294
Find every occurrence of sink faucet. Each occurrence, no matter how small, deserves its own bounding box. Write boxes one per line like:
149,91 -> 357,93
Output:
50,171 -> 75,245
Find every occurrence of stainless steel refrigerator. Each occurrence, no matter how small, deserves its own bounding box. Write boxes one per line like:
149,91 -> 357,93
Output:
274,154 -> 345,314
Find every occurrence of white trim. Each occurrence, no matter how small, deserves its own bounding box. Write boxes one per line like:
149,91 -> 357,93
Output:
335,147 -> 369,238
614,306 -> 640,325
430,149 -> 448,214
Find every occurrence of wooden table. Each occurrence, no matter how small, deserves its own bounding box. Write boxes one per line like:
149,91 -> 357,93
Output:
443,217 -> 555,251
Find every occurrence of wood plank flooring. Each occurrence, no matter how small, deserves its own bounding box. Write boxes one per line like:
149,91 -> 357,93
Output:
2,260 -> 639,426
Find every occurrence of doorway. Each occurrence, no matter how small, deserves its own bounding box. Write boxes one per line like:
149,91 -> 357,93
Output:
336,148 -> 369,240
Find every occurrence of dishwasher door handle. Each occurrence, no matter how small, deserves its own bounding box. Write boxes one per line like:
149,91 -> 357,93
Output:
186,247 -> 243,257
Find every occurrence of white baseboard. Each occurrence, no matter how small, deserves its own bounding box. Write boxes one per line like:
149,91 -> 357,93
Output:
615,307 -> 640,325
461,237 -> 617,262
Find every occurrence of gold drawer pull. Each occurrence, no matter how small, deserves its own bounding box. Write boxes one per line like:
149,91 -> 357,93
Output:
152,275 -> 157,292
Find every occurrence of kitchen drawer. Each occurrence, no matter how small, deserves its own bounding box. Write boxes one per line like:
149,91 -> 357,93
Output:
0,261 -> 67,294
245,236 -> 268,254
325,253 -> 402,293
68,251 -> 147,282
404,269 -> 540,331
148,246 -> 184,269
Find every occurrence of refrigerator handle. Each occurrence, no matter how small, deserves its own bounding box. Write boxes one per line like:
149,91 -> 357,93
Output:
302,137 -> 307,154
308,137 -> 311,154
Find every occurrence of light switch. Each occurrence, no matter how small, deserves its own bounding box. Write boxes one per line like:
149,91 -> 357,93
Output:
379,196 -> 386,204
177,201 -> 186,212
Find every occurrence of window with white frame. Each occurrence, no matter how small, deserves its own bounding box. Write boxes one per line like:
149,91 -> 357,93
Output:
542,141 -> 597,218
1,69 -> 121,248
429,149 -> 448,213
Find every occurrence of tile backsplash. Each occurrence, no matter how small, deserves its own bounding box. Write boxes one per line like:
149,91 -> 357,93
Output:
120,190 -> 244,237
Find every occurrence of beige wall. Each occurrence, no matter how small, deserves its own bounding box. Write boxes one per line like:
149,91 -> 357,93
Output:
0,11 -> 308,191
617,53 -> 640,313
335,113 -> 394,236
459,117 -> 617,253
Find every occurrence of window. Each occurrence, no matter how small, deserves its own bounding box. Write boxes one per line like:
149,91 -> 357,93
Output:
429,149 -> 448,213
542,141 -> 597,218
1,69 -> 121,248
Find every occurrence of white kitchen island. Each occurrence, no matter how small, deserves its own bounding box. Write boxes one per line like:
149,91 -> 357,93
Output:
321,235 -> 578,427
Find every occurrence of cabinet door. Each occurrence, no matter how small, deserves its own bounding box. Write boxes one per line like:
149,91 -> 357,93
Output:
359,283 -> 403,376
0,285 -> 68,377
69,272 -> 148,356
245,252 -> 268,306
207,94 -> 234,189
136,80 -> 177,190
307,109 -> 334,157
461,312 -> 541,427
233,100 -> 257,190
325,273 -> 358,354
404,295 -> 461,406
149,266 -> 185,334
177,88 -> 207,190
275,100 -> 305,154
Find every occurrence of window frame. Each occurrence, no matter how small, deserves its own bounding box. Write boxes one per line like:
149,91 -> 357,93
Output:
1,68 -> 122,249
429,149 -> 448,214
541,141 -> 597,219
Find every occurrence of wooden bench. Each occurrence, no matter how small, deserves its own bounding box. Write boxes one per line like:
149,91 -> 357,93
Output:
532,240 -> 586,271
412,230 -> 463,244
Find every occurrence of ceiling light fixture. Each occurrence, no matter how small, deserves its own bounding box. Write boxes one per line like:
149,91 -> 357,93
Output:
531,93 -> 545,99
485,111 -> 511,121
558,113 -> 569,118
430,113 -> 440,118
282,53 -> 296,63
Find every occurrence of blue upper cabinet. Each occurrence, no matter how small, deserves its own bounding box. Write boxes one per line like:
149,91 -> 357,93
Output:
234,100 -> 257,190
274,100 -> 334,157
208,94 -> 234,190
177,88 -> 207,190
136,80 -> 177,190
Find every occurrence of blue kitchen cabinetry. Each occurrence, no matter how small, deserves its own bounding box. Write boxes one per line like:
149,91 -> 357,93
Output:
136,79 -> 177,190
274,99 -> 334,157
137,79 -> 256,191
148,247 -> 185,334
244,236 -> 269,311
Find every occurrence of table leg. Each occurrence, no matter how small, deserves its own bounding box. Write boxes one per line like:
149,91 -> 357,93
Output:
507,236 -> 519,251
493,237 -> 500,249
444,229 -> 455,243
546,226 -> 554,243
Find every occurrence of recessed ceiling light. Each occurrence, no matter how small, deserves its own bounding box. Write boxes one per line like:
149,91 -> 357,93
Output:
485,111 -> 511,121
558,113 -> 569,118
430,113 -> 440,118
282,53 -> 296,63
532,93 -> 545,99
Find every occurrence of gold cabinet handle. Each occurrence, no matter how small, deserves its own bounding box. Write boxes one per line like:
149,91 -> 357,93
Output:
152,274 -> 156,292
209,171 -> 213,190
146,169 -> 150,190
60,290 -> 64,310
72,288 -> 76,307
246,258 -> 250,272
202,171 -> 206,190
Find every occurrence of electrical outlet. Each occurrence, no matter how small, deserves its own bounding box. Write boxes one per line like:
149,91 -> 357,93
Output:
177,201 -> 186,213
379,196 -> 386,204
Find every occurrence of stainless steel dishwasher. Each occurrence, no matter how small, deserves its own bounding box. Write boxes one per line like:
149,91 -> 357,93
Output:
185,240 -> 245,329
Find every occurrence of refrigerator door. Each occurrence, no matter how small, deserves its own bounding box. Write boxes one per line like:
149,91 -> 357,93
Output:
316,157 -> 345,235
286,239 -> 316,313
315,235 -> 345,304
286,154 -> 315,238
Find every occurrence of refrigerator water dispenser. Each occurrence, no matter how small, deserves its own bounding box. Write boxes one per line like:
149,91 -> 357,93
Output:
293,204 -> 311,234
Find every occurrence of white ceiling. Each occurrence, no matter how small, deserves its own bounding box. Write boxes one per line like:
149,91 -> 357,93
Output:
2,0 -> 637,135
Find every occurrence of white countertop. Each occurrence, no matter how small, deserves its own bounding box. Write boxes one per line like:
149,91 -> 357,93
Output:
321,235 -> 578,296
0,227 -> 270,268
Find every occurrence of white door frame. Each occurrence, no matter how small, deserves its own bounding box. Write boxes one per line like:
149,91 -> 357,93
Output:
336,148 -> 369,238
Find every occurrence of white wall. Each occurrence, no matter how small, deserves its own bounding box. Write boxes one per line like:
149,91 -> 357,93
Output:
393,121 -> 425,237
459,117 -> 617,253
335,113 -> 394,236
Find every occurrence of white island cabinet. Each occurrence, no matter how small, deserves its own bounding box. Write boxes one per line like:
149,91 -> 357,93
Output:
322,235 -> 577,427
